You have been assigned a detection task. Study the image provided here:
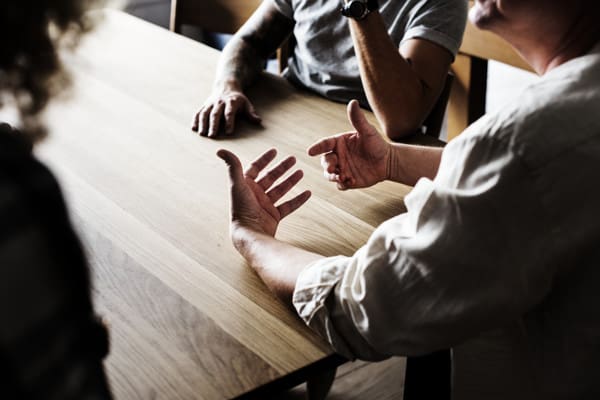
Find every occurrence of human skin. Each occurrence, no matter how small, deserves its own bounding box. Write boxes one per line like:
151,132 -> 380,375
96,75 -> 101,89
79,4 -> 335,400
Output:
217,147 -> 320,304
470,0 -> 600,74
346,10 -> 454,139
191,2 -> 293,137
195,1 -> 457,139
218,101 -> 442,302
308,100 -> 442,189
220,0 -> 600,305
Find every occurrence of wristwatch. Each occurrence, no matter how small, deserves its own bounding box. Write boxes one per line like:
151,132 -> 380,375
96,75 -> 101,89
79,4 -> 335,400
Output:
341,0 -> 379,20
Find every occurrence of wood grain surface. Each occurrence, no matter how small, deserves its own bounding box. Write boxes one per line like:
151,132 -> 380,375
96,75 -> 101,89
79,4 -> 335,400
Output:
36,10 -> 412,399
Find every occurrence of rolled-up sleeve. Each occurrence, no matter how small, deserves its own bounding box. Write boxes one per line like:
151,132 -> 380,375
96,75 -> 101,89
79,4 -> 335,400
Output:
293,120 -> 558,361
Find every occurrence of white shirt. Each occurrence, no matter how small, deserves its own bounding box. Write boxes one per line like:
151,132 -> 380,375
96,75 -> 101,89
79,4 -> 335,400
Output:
293,42 -> 600,399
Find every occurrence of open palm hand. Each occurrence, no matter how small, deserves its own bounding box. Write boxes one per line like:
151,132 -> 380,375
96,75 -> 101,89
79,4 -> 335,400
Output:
218,148 -> 311,237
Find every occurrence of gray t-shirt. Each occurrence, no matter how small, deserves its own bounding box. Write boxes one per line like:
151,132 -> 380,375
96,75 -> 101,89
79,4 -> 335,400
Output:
270,0 -> 468,105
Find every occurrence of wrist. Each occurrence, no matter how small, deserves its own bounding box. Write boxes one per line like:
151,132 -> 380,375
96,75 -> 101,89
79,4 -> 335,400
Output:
215,79 -> 243,94
231,222 -> 263,258
341,0 -> 379,20
386,144 -> 405,183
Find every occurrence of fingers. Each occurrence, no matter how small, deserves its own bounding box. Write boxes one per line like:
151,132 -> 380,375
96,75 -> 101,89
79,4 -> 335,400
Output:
324,171 -> 354,189
347,99 -> 374,137
197,105 -> 212,136
267,169 -> 303,203
307,136 -> 338,157
321,153 -> 339,174
191,110 -> 200,132
196,96 -> 261,137
216,149 -> 244,184
245,148 -> 278,180
337,181 -> 351,191
333,137 -> 350,182
218,147 -> 310,222
224,100 -> 238,135
256,156 -> 296,190
208,101 -> 225,138
277,190 -> 311,220
244,101 -> 262,124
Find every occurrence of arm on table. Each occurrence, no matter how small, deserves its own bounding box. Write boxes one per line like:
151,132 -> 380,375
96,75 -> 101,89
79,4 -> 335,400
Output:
348,12 -> 453,140
192,1 -> 294,137
217,148 -> 323,304
218,101 -> 442,305
296,132 -> 557,361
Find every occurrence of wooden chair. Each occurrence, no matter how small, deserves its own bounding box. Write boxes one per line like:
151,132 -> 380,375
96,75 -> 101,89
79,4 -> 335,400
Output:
446,1 -> 534,140
170,0 -> 291,73
422,72 -> 454,140
169,0 -> 260,34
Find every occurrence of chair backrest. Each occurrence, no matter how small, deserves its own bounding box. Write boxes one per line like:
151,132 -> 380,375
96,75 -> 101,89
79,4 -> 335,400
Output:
423,73 -> 454,139
170,0 -> 261,34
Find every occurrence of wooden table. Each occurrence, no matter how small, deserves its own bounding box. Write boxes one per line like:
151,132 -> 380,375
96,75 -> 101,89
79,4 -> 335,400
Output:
37,10 -> 412,399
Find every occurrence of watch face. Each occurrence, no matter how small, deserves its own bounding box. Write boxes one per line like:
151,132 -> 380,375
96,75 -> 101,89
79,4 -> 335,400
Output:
348,1 -> 367,18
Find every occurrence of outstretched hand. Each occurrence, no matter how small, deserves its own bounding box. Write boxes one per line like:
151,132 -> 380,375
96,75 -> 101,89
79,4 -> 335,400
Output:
307,100 -> 390,190
217,148 -> 311,238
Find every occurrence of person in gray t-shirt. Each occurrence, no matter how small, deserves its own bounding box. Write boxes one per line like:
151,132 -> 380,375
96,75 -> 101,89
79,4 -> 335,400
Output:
192,0 -> 467,140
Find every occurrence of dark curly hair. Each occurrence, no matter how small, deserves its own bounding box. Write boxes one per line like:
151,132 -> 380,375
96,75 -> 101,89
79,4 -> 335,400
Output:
0,0 -> 102,141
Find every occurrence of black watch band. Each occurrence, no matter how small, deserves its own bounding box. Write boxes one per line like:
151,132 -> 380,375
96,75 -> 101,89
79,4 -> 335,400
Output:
341,0 -> 379,21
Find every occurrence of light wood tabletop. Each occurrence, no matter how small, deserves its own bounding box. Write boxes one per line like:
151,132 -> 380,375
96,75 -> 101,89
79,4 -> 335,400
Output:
37,9 -> 412,399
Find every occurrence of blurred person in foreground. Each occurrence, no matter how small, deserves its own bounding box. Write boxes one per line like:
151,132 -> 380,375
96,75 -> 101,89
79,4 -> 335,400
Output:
192,0 -> 468,140
217,0 -> 600,398
0,1 -> 112,398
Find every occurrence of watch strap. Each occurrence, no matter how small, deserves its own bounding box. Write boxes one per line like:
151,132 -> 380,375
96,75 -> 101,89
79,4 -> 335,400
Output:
341,0 -> 379,20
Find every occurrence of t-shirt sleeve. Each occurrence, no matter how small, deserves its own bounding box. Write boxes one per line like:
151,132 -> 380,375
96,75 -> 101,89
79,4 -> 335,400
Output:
401,0 -> 468,57
268,0 -> 294,19
293,119 -> 558,361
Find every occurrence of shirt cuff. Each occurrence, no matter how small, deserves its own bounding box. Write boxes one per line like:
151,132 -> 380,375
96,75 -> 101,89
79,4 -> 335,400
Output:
293,256 -> 348,324
292,255 -> 357,359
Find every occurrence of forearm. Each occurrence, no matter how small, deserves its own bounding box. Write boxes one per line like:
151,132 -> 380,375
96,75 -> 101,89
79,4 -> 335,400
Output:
233,225 -> 324,305
213,38 -> 265,92
386,143 -> 442,186
349,14 -> 427,138
212,1 -> 294,92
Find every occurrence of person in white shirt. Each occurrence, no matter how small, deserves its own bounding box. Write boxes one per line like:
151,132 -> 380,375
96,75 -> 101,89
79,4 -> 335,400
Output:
216,0 -> 600,397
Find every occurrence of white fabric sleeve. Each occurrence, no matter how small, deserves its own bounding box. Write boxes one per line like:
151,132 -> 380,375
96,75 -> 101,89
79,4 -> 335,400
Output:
293,120 -> 558,361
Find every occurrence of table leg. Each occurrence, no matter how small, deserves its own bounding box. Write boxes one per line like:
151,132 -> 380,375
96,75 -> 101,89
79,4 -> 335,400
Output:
305,367 -> 337,400
403,350 -> 452,400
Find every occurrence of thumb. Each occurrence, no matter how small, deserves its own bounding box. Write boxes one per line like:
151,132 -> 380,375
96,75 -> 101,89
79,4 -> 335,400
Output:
216,149 -> 244,184
347,99 -> 375,137
244,101 -> 262,124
